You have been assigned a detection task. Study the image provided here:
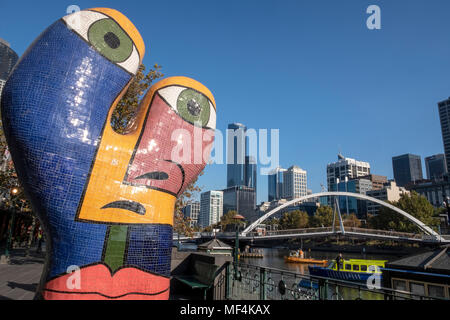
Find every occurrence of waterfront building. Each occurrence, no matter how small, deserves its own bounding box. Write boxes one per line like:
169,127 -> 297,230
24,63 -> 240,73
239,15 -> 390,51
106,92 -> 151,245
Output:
382,247 -> 450,299
327,153 -> 370,190
182,201 -> 200,227
222,186 -> 256,221
408,179 -> 450,208
199,191 -> 223,228
198,239 -> 233,256
226,123 -> 257,194
0,38 -> 19,102
425,154 -> 447,181
268,167 -> 286,201
366,181 -> 410,215
438,97 -> 450,172
283,165 -> 307,201
392,154 -> 423,187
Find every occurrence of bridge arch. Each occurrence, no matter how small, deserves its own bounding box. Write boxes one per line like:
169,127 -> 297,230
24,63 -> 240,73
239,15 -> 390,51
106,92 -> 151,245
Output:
241,192 -> 442,240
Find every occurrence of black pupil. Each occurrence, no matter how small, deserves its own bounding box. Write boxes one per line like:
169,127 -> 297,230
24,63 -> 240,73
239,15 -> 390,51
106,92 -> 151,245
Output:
187,99 -> 202,116
104,32 -> 120,49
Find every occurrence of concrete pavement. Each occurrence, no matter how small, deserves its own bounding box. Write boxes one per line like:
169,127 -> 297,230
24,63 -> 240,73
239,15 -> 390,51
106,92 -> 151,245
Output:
0,247 -> 44,300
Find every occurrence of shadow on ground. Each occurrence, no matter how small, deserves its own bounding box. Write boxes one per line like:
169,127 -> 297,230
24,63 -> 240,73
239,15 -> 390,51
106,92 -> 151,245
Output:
7,281 -> 38,293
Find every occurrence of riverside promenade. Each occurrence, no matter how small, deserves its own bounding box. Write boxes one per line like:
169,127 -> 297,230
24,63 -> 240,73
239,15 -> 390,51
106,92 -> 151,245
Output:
0,247 -> 44,300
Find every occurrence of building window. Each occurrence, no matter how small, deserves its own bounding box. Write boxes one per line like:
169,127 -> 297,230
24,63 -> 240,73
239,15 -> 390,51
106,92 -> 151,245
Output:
428,285 -> 445,299
393,279 -> 407,292
410,282 -> 425,299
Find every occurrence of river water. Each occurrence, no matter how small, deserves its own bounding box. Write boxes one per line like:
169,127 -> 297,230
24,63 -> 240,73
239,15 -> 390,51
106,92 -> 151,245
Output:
178,243 -> 409,299
178,243 -> 405,275
240,247 -> 405,275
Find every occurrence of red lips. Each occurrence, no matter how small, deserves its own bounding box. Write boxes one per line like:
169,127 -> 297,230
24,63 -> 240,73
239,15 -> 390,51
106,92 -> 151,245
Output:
43,264 -> 170,300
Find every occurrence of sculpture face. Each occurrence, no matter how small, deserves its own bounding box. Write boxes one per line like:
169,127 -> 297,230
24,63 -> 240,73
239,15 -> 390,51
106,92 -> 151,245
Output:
1,8 -> 215,300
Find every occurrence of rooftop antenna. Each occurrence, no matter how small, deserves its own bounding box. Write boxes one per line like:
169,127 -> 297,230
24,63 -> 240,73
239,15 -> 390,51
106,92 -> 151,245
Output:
337,145 -> 344,160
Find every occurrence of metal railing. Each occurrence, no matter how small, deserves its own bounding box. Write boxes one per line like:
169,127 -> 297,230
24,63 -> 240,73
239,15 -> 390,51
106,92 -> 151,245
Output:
219,262 -> 447,301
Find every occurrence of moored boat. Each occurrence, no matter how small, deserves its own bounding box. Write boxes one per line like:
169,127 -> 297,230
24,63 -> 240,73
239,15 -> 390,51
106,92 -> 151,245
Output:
284,250 -> 328,265
308,258 -> 387,283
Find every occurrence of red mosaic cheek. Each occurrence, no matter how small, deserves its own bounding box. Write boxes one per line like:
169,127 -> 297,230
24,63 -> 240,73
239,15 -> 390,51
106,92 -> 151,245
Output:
124,94 -> 213,196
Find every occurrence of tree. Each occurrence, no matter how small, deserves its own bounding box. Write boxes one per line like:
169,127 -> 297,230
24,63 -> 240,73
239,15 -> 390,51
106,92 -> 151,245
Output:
309,206 -> 334,228
343,213 -> 361,228
368,192 -> 440,233
217,210 -> 246,231
279,210 -> 309,229
111,64 -> 163,134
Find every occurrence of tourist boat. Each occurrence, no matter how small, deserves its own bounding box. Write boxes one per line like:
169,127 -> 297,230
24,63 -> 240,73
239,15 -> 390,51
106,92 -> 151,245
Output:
284,250 -> 328,265
308,258 -> 387,283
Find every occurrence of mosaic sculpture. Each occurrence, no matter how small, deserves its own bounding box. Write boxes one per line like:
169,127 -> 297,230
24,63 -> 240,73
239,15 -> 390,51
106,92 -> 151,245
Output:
0,8 -> 216,300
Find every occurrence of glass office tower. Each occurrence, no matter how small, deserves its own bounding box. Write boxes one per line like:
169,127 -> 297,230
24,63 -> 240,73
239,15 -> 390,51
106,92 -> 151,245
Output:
226,123 -> 257,195
392,154 -> 423,187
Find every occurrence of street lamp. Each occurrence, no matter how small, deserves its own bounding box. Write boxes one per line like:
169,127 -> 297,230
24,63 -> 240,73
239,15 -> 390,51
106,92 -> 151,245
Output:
233,214 -> 244,276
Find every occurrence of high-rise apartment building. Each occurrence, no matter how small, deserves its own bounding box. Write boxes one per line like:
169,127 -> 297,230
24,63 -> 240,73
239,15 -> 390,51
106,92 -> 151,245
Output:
0,39 -> 19,102
392,154 -> 423,187
425,154 -> 447,181
199,191 -> 223,228
182,201 -> 200,227
268,167 -> 286,201
327,154 -> 370,190
283,166 -> 307,200
438,97 -> 450,172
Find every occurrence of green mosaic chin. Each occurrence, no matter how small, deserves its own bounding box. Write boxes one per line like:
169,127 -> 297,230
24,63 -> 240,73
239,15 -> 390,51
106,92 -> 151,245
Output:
177,89 -> 211,127
88,18 -> 133,63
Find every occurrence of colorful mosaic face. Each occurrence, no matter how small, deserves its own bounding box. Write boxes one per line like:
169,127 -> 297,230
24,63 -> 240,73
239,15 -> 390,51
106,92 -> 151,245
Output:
0,8 -> 216,300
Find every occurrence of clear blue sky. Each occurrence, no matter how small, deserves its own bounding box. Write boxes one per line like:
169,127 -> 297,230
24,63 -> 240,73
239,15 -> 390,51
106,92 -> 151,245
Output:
1,0 -> 449,204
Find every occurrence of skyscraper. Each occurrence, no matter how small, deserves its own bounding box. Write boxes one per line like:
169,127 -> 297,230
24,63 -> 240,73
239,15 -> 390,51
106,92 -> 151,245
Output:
327,154 -> 371,190
0,39 -> 19,101
392,154 -> 423,187
425,154 -> 447,181
199,191 -> 223,228
439,97 -> 450,172
268,167 -> 286,201
226,123 -> 257,195
283,166 -> 307,200
222,186 -> 256,221
227,123 -> 246,188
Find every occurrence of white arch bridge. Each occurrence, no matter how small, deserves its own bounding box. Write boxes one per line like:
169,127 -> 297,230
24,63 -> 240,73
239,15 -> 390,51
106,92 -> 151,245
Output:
179,192 -> 450,244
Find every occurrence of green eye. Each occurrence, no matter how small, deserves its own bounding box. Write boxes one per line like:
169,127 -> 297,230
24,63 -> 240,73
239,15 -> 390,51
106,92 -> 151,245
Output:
177,89 -> 211,127
88,19 -> 133,63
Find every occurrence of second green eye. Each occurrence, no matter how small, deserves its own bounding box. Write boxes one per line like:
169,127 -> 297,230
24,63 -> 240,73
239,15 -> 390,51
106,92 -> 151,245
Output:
177,89 -> 211,127
88,18 -> 133,63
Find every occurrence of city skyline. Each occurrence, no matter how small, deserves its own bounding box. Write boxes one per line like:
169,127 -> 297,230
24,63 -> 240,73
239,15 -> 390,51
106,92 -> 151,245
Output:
1,0 -> 449,203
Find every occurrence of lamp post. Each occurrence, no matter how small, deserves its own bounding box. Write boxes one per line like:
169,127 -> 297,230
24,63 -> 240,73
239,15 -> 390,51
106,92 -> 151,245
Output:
233,214 -> 244,277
